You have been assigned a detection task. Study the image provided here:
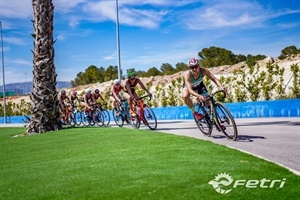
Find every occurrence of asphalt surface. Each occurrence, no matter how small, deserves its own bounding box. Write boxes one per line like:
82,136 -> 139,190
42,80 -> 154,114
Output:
151,118 -> 300,175
1,117 -> 299,175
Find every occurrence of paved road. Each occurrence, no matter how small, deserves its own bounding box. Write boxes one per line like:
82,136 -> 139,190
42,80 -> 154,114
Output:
1,117 -> 299,175
151,118 -> 300,175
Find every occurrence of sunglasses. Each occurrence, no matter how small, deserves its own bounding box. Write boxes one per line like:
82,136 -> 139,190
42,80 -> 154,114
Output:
190,65 -> 199,70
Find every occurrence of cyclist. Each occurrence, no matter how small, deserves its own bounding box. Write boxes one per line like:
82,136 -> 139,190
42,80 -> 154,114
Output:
182,57 -> 226,120
110,79 -> 126,113
80,89 -> 95,114
93,89 -> 106,106
58,89 -> 71,117
70,90 -> 80,107
125,70 -> 152,117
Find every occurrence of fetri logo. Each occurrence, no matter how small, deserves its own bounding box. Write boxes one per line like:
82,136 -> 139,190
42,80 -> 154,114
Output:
208,173 -> 286,194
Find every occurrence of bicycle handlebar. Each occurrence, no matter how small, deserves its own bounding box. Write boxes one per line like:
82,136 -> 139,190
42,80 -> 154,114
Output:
209,90 -> 227,98
136,94 -> 152,101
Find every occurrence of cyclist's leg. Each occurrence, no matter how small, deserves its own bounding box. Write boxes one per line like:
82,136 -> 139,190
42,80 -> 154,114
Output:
110,96 -> 117,110
182,86 -> 202,119
131,92 -> 139,116
80,102 -> 88,113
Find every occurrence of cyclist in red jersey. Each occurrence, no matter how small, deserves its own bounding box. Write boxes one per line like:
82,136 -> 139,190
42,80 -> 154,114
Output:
110,79 -> 127,113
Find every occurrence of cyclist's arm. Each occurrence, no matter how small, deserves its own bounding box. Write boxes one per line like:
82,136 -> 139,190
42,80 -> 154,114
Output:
136,78 -> 151,95
202,68 -> 225,90
91,95 -> 97,105
83,95 -> 90,107
99,93 -> 105,103
111,86 -> 119,101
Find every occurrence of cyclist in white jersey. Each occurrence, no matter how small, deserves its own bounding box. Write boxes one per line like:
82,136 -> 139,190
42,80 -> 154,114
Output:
182,57 -> 226,120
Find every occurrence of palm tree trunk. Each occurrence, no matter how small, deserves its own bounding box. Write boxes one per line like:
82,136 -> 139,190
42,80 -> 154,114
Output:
27,0 -> 61,134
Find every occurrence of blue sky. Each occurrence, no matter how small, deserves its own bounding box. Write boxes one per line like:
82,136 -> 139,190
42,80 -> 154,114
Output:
0,0 -> 299,84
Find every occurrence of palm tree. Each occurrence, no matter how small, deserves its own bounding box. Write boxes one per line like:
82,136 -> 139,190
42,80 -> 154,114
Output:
27,0 -> 61,134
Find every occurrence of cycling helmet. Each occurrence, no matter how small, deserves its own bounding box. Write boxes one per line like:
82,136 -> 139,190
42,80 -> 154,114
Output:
186,57 -> 200,67
85,89 -> 91,94
113,79 -> 120,85
72,91 -> 77,96
95,89 -> 100,94
61,89 -> 66,95
127,71 -> 136,78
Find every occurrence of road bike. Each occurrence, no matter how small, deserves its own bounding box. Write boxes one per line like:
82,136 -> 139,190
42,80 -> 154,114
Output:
130,95 -> 157,130
70,105 -> 82,126
81,105 -> 104,127
194,90 -> 238,141
60,104 -> 76,127
112,99 -> 130,127
95,103 -> 110,126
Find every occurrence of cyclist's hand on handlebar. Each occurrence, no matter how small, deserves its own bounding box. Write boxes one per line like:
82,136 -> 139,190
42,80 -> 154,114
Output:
197,95 -> 205,101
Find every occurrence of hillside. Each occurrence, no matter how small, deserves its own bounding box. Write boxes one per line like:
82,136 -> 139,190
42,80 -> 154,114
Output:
3,54 -> 300,106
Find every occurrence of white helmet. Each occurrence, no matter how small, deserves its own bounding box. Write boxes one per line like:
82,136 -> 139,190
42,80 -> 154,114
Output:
113,79 -> 120,85
85,89 -> 91,94
187,57 -> 200,67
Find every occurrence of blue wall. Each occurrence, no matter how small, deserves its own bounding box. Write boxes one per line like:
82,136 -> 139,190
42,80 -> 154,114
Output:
1,99 -> 299,123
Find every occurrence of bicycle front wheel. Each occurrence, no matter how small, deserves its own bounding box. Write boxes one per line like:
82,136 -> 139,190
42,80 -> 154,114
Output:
74,111 -> 82,126
195,104 -> 213,136
143,104 -> 157,130
214,102 -> 238,141
68,112 -> 76,127
101,109 -> 110,126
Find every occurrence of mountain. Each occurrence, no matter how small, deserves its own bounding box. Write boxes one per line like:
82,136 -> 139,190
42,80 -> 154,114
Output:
0,81 -> 71,95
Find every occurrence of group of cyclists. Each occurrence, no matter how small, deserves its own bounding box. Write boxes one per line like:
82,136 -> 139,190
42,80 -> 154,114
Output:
58,70 -> 152,120
58,57 -> 226,124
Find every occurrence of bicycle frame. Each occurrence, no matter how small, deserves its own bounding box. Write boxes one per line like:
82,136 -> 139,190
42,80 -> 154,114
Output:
134,95 -> 149,124
195,90 -> 238,140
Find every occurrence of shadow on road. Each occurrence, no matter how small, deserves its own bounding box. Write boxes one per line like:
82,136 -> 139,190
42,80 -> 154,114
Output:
206,134 -> 266,142
237,120 -> 300,126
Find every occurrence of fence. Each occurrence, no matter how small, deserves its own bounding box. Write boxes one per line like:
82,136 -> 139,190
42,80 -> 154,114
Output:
0,99 -> 299,123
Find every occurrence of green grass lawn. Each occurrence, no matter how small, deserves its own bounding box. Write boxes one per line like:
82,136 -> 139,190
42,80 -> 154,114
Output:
0,127 -> 299,200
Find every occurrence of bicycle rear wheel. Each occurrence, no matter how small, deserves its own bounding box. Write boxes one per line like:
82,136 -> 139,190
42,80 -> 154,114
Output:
214,102 -> 238,141
68,112 -> 76,127
81,111 -> 94,126
143,104 -> 157,130
113,107 -> 124,127
195,104 -> 213,136
130,112 -> 141,129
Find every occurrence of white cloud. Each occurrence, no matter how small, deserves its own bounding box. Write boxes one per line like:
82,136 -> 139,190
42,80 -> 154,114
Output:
3,36 -> 27,45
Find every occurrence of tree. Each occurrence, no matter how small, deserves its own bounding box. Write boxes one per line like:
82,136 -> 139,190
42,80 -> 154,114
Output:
198,46 -> 236,67
278,46 -> 300,60
146,67 -> 162,76
175,62 -> 188,72
160,63 -> 175,75
27,0 -> 61,134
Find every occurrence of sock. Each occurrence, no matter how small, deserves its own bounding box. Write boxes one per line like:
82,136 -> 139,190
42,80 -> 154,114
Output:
190,107 -> 195,113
